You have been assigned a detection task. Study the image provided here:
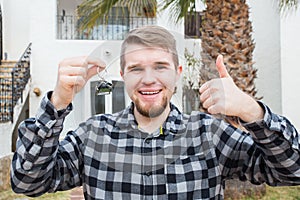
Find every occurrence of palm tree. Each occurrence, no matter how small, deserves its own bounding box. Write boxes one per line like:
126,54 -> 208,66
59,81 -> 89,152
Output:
198,0 -> 258,128
77,0 -> 298,124
77,0 -> 298,198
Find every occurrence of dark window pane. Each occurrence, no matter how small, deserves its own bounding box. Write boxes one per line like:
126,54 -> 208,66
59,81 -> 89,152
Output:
112,80 -> 125,113
91,81 -> 105,115
184,12 -> 203,39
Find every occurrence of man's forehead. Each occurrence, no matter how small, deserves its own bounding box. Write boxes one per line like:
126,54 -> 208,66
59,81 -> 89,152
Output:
124,47 -> 174,65
124,44 -> 170,54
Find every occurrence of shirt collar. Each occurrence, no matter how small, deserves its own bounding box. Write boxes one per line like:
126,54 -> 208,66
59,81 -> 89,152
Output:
114,102 -> 187,136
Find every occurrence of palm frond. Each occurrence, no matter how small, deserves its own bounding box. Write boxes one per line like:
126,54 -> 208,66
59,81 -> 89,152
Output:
278,0 -> 299,12
160,0 -> 196,23
77,0 -> 157,31
77,0 -> 119,31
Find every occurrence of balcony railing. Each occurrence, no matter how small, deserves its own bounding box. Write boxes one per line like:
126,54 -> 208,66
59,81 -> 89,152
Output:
57,15 -> 157,40
0,43 -> 31,122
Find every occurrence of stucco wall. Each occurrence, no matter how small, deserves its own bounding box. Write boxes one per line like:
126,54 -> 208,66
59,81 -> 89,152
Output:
280,9 -> 300,130
2,0 -> 300,134
28,0 -> 104,132
249,0 -> 300,130
27,0 -> 191,133
1,0 -> 31,60
248,0 -> 282,115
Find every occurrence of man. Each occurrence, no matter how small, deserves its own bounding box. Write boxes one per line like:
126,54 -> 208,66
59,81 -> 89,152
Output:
11,26 -> 300,199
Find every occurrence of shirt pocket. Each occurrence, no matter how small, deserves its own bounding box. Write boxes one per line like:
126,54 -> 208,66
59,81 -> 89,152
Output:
164,154 -> 211,197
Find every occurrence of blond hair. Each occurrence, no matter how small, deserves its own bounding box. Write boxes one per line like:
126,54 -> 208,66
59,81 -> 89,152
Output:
120,25 -> 179,71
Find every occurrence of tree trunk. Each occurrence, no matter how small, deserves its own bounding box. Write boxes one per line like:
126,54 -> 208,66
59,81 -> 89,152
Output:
199,0 -> 265,197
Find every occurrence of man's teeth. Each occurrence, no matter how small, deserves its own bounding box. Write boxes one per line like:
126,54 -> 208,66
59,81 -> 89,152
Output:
141,91 -> 160,95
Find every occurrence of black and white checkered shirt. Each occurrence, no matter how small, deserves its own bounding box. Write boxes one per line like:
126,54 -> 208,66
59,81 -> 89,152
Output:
11,92 -> 300,199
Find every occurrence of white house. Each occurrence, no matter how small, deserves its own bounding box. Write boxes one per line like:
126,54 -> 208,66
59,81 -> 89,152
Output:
0,0 -> 300,190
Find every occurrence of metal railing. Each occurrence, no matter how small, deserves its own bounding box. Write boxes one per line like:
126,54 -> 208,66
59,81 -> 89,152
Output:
57,15 -> 157,40
0,43 -> 31,122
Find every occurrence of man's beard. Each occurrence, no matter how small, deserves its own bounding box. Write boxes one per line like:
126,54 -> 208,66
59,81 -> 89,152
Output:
135,96 -> 168,118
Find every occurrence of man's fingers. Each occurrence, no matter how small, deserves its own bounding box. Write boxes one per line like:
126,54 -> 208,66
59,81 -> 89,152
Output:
216,55 -> 230,78
202,96 -> 215,110
59,56 -> 106,81
200,88 -> 211,103
60,75 -> 85,87
60,56 -> 106,68
87,65 -> 99,80
59,66 -> 87,78
199,81 -> 210,94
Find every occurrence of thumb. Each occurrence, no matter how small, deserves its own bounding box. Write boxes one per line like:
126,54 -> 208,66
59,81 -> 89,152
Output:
216,54 -> 230,78
87,65 -> 99,80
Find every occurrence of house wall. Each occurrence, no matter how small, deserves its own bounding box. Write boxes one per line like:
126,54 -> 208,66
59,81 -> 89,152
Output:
1,0 -> 300,135
249,0 -> 300,130
27,0 -> 186,134
1,0 -> 31,60
280,9 -> 300,130
28,0 -> 106,132
248,0 -> 282,115
0,83 -> 30,158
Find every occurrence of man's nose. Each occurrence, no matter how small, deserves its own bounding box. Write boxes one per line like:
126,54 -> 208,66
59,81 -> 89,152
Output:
142,69 -> 156,84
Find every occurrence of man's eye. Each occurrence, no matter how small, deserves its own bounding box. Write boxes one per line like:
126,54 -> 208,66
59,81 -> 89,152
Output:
130,67 -> 143,72
156,65 -> 166,70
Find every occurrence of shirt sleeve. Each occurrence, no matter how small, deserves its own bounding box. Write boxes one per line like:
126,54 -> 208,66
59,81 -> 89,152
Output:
10,91 -> 84,197
212,102 -> 300,186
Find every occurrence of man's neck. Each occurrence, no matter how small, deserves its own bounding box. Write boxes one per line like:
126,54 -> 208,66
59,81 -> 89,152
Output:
134,106 -> 170,133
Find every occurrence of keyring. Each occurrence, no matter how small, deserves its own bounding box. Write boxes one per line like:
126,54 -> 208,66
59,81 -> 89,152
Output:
95,66 -> 113,95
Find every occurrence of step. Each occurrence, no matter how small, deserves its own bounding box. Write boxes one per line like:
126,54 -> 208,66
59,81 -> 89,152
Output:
0,75 -> 12,79
0,63 -> 29,68
0,65 -> 17,70
1,60 -> 17,64
0,74 -> 26,78
0,69 -> 12,73
0,65 -> 17,69
0,95 -> 12,99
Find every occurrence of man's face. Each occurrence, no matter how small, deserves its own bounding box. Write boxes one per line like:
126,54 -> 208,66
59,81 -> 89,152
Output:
121,44 -> 182,118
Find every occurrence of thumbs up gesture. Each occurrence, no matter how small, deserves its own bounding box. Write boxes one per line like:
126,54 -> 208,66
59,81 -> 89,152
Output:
199,55 -> 264,122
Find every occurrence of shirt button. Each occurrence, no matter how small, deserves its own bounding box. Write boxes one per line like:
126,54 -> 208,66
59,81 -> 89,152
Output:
146,171 -> 152,176
145,139 -> 150,144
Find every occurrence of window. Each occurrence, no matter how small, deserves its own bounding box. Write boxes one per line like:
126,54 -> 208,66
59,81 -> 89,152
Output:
112,80 -> 125,113
91,81 -> 105,115
184,12 -> 204,39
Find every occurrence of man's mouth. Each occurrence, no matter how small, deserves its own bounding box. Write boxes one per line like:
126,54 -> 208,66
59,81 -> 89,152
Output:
139,90 -> 161,95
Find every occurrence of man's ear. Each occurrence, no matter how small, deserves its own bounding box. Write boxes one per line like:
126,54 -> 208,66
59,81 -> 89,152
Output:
120,70 -> 124,79
176,65 -> 182,81
177,65 -> 183,75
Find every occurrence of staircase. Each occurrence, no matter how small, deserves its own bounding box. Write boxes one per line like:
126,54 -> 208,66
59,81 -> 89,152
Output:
0,43 -> 31,122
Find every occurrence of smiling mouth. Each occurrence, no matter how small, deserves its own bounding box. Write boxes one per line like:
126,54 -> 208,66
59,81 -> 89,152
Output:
139,90 -> 161,95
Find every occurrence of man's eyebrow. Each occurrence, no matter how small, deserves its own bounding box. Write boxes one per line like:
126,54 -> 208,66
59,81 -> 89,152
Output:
154,61 -> 171,66
126,61 -> 171,70
126,64 -> 140,70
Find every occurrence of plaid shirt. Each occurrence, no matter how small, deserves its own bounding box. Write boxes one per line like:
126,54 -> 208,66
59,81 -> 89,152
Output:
11,92 -> 300,200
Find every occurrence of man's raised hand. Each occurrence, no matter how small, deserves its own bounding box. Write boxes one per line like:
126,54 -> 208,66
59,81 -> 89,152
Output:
51,56 -> 106,110
199,55 -> 264,122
